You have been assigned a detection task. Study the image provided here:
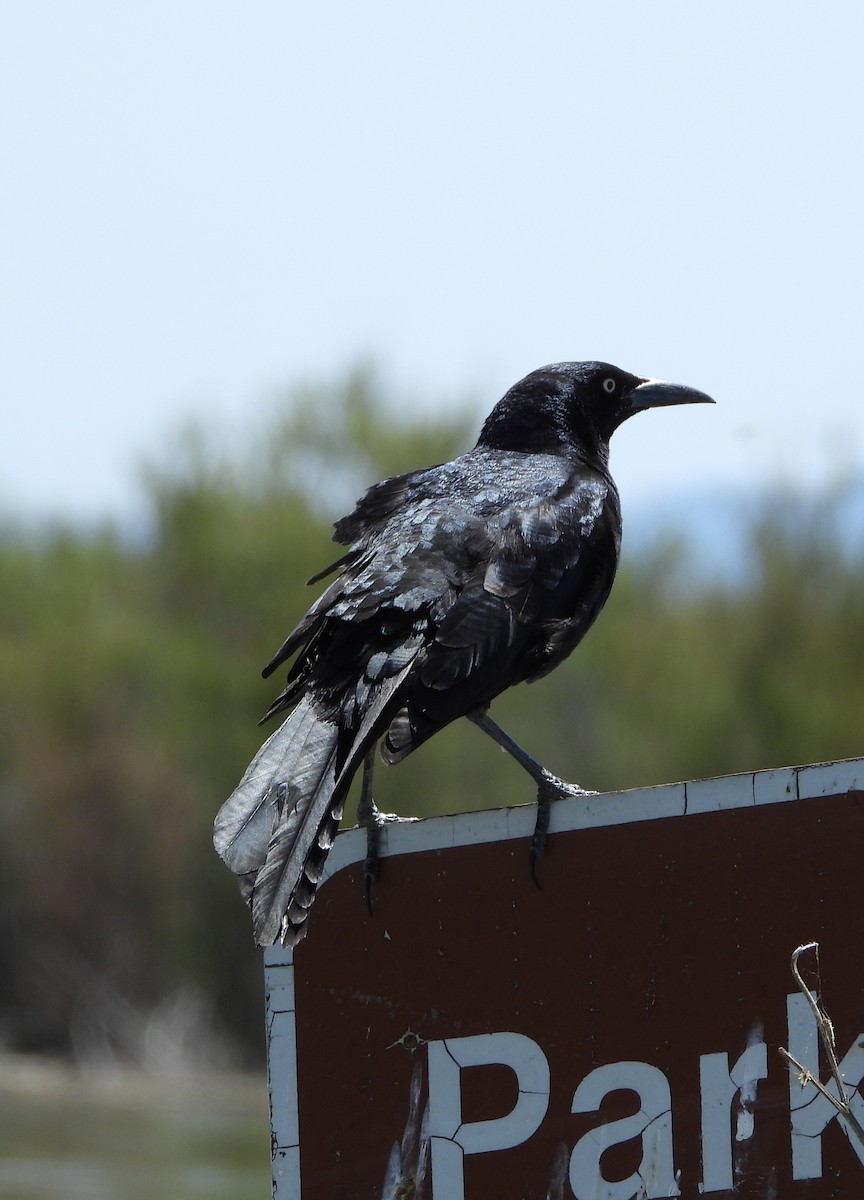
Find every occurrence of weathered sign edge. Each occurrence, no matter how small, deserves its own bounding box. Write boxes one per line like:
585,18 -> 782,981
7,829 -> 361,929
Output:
319,754 -> 863,896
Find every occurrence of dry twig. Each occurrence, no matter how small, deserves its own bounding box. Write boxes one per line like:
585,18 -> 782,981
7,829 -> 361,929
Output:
779,941 -> 864,1149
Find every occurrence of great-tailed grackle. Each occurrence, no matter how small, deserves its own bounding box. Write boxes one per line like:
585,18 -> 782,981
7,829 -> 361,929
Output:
214,361 -> 713,945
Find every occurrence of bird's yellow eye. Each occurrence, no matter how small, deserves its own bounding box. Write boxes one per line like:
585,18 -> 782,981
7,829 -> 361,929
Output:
602,377 -> 617,394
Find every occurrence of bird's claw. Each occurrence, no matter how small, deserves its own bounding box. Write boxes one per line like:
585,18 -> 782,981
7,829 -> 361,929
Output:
539,769 -> 597,800
529,771 -> 597,888
363,812 -> 420,914
366,810 -> 420,827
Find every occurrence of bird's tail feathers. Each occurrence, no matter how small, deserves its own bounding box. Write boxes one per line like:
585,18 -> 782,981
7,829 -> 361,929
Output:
251,642 -> 426,945
213,695 -> 344,945
213,696 -> 324,876
249,723 -> 344,945
217,636 -> 426,946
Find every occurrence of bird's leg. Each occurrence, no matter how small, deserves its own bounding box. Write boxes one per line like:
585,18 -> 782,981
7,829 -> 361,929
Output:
467,710 -> 596,885
356,748 -> 382,912
355,745 -> 419,914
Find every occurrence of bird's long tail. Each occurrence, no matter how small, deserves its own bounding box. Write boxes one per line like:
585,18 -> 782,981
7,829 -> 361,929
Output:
214,695 -> 346,945
214,639 -> 424,946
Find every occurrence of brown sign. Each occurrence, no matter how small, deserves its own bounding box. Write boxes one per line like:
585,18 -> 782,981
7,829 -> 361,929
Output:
265,759 -> 864,1198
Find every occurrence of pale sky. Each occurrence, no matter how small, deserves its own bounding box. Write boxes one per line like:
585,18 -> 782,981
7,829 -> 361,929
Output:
2,2 -> 862,524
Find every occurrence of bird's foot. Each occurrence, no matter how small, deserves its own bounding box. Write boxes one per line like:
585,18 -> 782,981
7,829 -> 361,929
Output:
529,770 -> 597,888
363,811 -> 420,914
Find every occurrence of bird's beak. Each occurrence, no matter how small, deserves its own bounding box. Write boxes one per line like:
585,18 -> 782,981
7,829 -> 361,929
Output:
629,377 -> 716,410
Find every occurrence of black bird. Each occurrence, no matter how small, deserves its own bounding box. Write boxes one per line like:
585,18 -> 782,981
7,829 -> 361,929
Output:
214,361 -> 713,945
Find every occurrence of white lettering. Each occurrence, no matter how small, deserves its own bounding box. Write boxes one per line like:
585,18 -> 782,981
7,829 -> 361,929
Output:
415,998 -> 864,1198
569,1061 -> 680,1199
699,1031 -> 767,1192
426,1032 -> 550,1200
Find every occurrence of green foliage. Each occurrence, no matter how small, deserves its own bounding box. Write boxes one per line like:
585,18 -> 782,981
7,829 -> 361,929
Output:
1,369 -> 863,1061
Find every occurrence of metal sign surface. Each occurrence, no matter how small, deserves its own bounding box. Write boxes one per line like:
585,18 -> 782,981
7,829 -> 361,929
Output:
265,759 -> 864,1199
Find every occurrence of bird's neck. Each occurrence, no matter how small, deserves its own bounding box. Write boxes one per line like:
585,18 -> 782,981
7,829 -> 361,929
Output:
476,393 -> 611,473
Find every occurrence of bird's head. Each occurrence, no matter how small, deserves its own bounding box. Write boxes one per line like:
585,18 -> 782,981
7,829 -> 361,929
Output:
477,361 -> 714,461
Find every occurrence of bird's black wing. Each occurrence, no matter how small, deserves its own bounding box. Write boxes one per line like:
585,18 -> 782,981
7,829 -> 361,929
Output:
260,463 -> 442,683
260,446 -> 621,762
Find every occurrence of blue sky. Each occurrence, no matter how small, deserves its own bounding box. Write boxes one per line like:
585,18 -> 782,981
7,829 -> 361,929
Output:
2,2 -> 863,523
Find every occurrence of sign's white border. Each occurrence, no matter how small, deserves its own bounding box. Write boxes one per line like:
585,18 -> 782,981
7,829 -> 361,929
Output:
264,756 -> 864,1198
